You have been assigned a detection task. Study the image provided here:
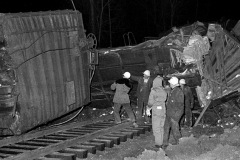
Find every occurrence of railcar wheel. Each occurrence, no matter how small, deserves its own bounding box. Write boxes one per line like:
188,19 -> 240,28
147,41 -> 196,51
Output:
87,33 -> 97,49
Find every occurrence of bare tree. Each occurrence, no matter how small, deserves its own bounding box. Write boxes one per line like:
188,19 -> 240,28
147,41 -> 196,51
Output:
98,0 -> 104,45
108,0 -> 112,47
96,0 -> 126,47
89,0 -> 97,34
73,0 -> 196,47
169,0 -> 179,27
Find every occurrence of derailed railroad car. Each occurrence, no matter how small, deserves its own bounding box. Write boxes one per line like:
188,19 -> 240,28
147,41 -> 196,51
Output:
91,21 -> 240,126
0,10 -> 94,135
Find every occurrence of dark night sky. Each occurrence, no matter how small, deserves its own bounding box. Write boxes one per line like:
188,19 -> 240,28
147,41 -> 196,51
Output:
1,0 -> 239,47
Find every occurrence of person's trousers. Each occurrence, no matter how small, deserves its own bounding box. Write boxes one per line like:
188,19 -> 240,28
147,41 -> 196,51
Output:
152,105 -> 166,145
113,103 -> 136,123
137,98 -> 149,122
185,103 -> 193,127
163,115 -> 182,145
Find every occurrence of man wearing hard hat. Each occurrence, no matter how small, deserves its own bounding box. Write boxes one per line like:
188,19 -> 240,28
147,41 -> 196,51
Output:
147,75 -> 167,148
124,70 -> 154,123
179,79 -> 194,127
110,72 -> 138,128
162,76 -> 184,149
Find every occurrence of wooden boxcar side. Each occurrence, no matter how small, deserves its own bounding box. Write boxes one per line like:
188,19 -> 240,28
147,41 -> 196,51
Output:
0,10 -> 90,134
203,25 -> 240,99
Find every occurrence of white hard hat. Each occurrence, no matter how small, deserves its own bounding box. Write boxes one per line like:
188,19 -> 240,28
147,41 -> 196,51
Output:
143,70 -> 150,76
0,47 -> 6,50
179,79 -> 186,84
168,76 -> 179,85
123,72 -> 131,79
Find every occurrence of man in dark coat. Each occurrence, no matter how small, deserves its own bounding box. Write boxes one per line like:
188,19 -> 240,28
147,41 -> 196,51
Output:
127,70 -> 154,123
179,79 -> 194,127
162,76 -> 184,149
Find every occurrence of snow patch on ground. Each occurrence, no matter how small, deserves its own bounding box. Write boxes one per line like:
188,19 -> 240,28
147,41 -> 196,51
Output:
125,126 -> 240,160
124,149 -> 170,160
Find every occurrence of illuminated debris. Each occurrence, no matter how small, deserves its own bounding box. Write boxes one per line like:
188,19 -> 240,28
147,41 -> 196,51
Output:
124,149 -> 170,160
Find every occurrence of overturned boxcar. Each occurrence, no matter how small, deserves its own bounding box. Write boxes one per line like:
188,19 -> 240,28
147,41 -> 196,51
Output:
0,10 -> 95,135
91,21 -> 240,125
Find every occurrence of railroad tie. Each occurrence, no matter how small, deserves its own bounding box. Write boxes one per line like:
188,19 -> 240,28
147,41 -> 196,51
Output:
0,147 -> 24,155
36,157 -> 62,160
118,131 -> 134,139
43,135 -> 69,140
2,144 -> 39,150
16,141 -> 50,147
29,139 -> 59,144
60,131 -> 85,136
55,133 -> 79,138
97,136 -> 121,145
45,152 -> 76,160
63,130 -> 87,135
98,123 -> 115,126
0,152 -> 17,158
141,123 -> 152,128
81,142 -> 105,151
119,129 -> 140,136
70,144 -> 97,154
82,125 -> 107,129
59,148 -> 88,159
49,134 -> 77,139
68,128 -> 97,133
127,127 -> 146,134
90,123 -> 115,127
72,127 -> 99,131
89,138 -> 114,148
33,138 -> 62,143
105,133 -> 128,142
138,125 -> 152,132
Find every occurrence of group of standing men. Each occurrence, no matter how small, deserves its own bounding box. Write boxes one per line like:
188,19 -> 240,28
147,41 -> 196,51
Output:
110,69 -> 194,149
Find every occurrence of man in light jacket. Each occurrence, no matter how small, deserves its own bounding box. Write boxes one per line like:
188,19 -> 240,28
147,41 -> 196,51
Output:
147,75 -> 167,148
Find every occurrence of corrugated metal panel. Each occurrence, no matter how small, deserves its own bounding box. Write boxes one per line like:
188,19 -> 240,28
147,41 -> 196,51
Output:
0,10 -> 90,133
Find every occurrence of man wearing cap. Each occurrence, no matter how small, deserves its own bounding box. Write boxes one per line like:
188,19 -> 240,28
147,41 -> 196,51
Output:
179,79 -> 194,127
110,72 -> 138,127
126,70 -> 154,123
162,76 -> 184,149
147,75 -> 167,148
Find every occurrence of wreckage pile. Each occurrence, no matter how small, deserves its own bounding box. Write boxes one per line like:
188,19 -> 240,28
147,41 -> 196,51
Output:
156,21 -> 240,128
93,21 -> 240,124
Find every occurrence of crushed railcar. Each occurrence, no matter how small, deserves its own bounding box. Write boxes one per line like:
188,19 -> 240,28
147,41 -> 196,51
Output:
91,21 -> 240,126
0,10 -> 96,135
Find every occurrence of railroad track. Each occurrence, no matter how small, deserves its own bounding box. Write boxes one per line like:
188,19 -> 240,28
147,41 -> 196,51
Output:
0,118 -> 151,160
